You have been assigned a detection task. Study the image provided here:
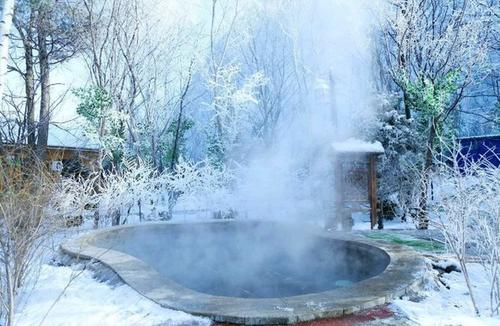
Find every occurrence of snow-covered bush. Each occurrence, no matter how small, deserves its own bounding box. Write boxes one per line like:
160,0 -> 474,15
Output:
0,157 -> 65,326
56,156 -> 235,226
162,157 -> 235,213
52,173 -> 101,221
94,158 -> 159,226
432,142 -> 500,316
375,103 -> 426,221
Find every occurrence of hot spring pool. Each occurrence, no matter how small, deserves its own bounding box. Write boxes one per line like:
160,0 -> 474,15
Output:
62,221 -> 425,324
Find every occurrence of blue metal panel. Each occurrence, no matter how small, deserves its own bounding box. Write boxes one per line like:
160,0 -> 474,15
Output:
458,136 -> 500,168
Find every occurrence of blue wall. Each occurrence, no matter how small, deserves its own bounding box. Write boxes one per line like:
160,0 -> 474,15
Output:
459,135 -> 500,168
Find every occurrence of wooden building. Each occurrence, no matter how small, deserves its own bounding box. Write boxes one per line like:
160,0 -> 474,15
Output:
1,143 -> 100,176
330,139 -> 384,230
45,145 -> 100,172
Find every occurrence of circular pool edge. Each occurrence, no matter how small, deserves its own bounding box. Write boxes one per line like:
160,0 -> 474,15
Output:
61,221 -> 427,325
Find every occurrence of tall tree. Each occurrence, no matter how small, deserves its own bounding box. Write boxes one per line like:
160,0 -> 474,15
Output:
241,12 -> 302,144
76,0 -> 143,167
35,1 -> 50,159
0,0 -> 15,103
379,0 -> 495,228
206,0 -> 270,164
13,6 -> 36,146
35,0 -> 81,159
3,0 -> 81,156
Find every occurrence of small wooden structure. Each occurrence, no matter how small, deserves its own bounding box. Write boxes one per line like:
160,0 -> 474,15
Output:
330,139 -> 384,230
1,143 -> 100,176
45,145 -> 100,171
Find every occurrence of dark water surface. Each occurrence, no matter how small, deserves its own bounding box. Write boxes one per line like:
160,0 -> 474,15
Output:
94,222 -> 389,298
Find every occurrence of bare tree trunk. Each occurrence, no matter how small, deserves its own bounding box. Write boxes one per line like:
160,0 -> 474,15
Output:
418,116 -> 437,229
13,11 -> 36,147
169,106 -> 185,171
169,63 -> 193,171
36,6 -> 50,161
0,0 -> 15,100
151,134 -> 161,171
138,199 -> 143,222
24,14 -> 36,146
93,210 -> 99,229
111,209 -> 120,226
403,90 -> 412,119
5,257 -> 15,326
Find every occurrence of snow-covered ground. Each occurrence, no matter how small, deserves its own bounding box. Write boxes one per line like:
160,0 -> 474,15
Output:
16,257 -> 498,326
15,264 -> 210,326
394,263 -> 499,326
12,221 -> 499,326
352,211 -> 417,230
13,218 -> 210,326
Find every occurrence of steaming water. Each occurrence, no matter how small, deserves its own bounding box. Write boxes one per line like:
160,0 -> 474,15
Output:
94,222 -> 390,298
90,1 -> 386,302
230,0 -> 380,224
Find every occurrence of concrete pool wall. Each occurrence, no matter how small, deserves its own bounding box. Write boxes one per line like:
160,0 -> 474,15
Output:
61,221 -> 426,325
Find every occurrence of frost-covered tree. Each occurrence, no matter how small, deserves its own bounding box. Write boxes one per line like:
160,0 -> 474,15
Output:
74,0 -> 203,172
73,0 -> 148,165
163,157 -> 235,213
204,0 -> 269,165
374,98 -> 426,220
432,141 -> 500,316
378,0 -> 496,228
95,158 -> 159,226
0,0 -> 14,105
241,8 -> 303,144
206,64 -> 267,164
2,0 -> 82,156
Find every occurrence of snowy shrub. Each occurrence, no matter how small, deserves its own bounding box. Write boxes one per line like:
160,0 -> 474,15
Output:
52,174 -> 101,220
162,157 -> 235,213
0,157 -> 65,326
375,103 -> 426,221
432,142 -> 500,316
56,156 -> 235,226
95,158 -> 159,226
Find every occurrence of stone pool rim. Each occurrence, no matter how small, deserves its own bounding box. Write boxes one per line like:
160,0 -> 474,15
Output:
61,221 -> 426,325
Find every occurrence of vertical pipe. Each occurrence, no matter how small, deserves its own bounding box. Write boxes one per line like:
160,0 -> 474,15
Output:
368,154 -> 378,229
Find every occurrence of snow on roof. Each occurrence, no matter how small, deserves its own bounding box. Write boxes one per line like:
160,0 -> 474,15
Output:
48,124 -> 100,150
331,138 -> 384,154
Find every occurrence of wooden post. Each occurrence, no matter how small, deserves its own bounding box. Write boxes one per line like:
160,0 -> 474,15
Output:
368,154 -> 378,229
331,156 -> 343,229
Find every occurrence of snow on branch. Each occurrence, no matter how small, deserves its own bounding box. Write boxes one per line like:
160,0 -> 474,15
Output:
432,140 -> 500,316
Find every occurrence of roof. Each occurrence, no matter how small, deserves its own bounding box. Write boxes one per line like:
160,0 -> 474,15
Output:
46,145 -> 100,153
331,138 -> 384,154
48,124 -> 100,150
1,143 -> 100,154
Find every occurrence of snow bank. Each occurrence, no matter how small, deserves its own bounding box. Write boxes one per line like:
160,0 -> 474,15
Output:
394,263 -> 499,325
331,138 -> 384,154
15,264 -> 210,326
352,211 -> 415,230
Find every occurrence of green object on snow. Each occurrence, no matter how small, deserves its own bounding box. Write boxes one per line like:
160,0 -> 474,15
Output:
363,232 -> 445,253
